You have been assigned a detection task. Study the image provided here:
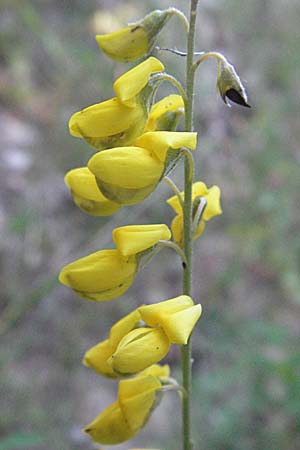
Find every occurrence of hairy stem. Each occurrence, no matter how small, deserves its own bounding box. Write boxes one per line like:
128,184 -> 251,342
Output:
181,1 -> 199,450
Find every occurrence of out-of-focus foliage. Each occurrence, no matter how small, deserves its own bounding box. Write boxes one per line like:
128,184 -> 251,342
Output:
0,0 -> 299,449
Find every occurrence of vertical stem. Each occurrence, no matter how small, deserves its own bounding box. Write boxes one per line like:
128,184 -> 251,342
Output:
181,1 -> 198,450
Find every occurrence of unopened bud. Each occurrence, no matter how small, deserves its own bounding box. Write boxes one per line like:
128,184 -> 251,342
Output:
217,58 -> 250,108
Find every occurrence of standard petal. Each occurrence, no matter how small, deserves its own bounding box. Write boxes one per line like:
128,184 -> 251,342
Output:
160,304 -> 202,344
202,185 -> 222,221
139,295 -> 194,327
114,57 -> 164,107
113,224 -> 171,257
109,309 -> 142,349
135,131 -> 197,162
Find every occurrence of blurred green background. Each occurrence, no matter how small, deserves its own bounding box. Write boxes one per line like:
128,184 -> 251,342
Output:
1,0 -> 300,449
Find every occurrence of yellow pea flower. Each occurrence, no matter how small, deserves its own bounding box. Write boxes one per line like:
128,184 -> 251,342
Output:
59,249 -> 137,302
88,131 -> 197,206
96,9 -> 174,62
167,181 -> 222,245
84,364 -> 169,445
83,309 -> 141,377
64,167 -> 121,216
109,327 -> 170,375
69,57 -> 164,150
146,94 -> 184,132
139,295 -> 202,345
88,146 -> 164,205
113,224 -> 171,257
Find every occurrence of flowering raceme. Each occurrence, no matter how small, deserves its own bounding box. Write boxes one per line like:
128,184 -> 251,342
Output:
84,364 -> 170,445
59,224 -> 171,302
167,181 -> 222,246
88,131 -> 197,206
69,57 -> 164,150
84,295 -> 202,376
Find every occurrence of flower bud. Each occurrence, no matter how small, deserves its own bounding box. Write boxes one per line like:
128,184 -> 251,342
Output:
217,58 -> 250,108
96,9 -> 175,62
64,167 -> 120,216
59,249 -> 137,302
110,327 -> 170,374
113,224 -> 171,257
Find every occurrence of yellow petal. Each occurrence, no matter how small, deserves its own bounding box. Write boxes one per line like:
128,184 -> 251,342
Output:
118,375 -> 161,431
113,224 -> 171,257
96,26 -> 148,62
139,295 -> 194,327
84,401 -> 136,444
109,309 -> 142,349
146,94 -> 184,131
69,97 -> 146,150
110,327 -> 170,374
114,57 -> 164,107
65,167 -> 121,216
88,147 -> 164,205
160,304 -> 202,344
138,364 -> 170,379
167,181 -> 208,215
171,214 -> 183,246
83,339 -> 117,378
202,185 -> 222,221
135,131 -> 197,162
59,249 -> 137,302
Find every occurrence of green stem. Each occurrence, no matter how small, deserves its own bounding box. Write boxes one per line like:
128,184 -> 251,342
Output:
181,1 -> 199,450
163,176 -> 184,210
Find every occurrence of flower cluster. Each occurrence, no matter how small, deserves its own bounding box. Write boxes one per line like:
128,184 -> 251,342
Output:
59,7 -> 224,447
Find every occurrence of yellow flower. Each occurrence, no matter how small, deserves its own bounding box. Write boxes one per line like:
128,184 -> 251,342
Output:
84,364 -> 169,445
88,146 -> 164,205
69,57 -> 164,150
88,131 -> 197,206
167,181 -> 222,245
109,327 -> 170,374
64,167 -> 121,216
145,94 -> 184,132
113,224 -> 171,257
83,309 -> 142,377
139,295 -> 202,345
59,249 -> 137,302
96,9 -> 174,62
